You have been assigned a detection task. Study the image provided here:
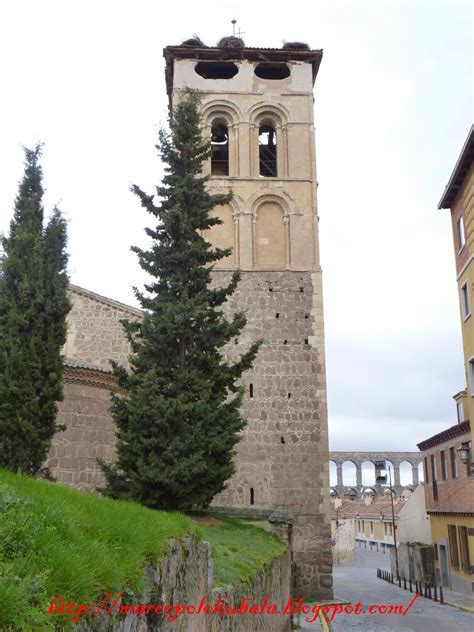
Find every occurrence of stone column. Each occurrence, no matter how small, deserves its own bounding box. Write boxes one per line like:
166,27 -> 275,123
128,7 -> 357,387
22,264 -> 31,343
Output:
276,124 -> 289,177
356,463 -> 362,488
233,213 -> 240,268
336,464 -> 343,487
203,124 -> 212,175
249,123 -> 259,177
229,122 -> 240,177
412,464 -> 419,485
393,465 -> 401,488
239,213 -> 254,269
237,122 -> 250,177
284,214 -> 291,268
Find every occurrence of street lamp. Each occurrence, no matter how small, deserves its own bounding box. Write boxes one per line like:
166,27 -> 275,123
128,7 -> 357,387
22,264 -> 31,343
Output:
375,460 -> 399,579
457,442 -> 472,474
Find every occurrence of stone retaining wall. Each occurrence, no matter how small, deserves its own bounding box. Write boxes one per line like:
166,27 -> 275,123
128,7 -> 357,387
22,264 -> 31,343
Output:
74,533 -> 292,632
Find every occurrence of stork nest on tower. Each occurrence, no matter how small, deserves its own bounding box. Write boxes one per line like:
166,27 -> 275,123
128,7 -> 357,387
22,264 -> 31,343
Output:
217,36 -> 245,49
282,41 -> 310,50
181,36 -> 206,47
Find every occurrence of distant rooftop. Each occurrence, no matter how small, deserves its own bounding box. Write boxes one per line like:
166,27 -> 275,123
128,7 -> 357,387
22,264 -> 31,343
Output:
417,420 -> 470,451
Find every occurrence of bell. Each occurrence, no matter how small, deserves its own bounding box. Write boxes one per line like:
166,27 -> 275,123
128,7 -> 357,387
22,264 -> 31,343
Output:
211,125 -> 228,144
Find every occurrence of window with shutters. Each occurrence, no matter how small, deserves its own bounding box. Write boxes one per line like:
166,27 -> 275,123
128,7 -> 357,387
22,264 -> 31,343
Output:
459,526 -> 471,572
448,524 -> 460,568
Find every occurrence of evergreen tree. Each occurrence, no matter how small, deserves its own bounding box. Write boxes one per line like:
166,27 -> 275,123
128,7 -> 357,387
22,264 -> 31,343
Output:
0,146 -> 70,475
100,93 -> 261,510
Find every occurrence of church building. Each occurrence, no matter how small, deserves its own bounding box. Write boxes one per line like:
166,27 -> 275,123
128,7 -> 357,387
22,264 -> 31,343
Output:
46,35 -> 332,598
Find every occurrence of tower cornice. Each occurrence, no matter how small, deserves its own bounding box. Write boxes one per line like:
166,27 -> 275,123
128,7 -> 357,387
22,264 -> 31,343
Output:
163,45 -> 323,97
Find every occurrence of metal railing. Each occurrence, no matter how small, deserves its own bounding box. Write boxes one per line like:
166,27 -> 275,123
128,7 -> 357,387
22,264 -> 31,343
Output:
377,568 -> 444,604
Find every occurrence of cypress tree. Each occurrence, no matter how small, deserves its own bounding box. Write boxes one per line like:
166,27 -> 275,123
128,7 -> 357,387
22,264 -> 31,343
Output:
100,93 -> 261,510
0,146 -> 70,475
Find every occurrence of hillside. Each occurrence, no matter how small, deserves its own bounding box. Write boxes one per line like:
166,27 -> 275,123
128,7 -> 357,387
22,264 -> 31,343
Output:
0,471 -> 286,630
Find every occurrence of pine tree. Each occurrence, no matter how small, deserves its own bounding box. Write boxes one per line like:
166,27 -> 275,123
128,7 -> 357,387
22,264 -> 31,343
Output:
100,93 -> 261,510
0,146 -> 70,475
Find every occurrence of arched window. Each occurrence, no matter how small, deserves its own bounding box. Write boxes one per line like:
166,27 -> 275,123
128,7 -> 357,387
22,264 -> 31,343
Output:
259,124 -> 277,177
255,201 -> 286,268
211,120 -> 229,175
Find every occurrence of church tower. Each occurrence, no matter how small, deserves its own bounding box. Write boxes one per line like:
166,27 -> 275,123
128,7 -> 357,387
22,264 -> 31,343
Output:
164,35 -> 332,598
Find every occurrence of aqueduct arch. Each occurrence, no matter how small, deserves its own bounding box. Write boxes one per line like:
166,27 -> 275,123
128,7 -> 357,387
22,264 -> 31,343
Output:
329,451 -> 422,499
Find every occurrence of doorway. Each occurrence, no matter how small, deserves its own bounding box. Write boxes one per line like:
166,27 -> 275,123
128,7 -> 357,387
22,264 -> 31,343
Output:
439,544 -> 450,588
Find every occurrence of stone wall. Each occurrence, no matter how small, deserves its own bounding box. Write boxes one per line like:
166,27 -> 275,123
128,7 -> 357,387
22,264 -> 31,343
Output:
50,273 -> 332,597
75,533 -> 292,632
46,365 -> 117,491
64,284 -> 141,370
391,543 -> 435,585
331,518 -> 355,565
211,270 -> 332,599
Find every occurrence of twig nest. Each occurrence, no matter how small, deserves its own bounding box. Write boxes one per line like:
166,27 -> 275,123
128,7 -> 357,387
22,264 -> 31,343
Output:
282,41 -> 310,50
181,37 -> 206,47
217,36 -> 245,49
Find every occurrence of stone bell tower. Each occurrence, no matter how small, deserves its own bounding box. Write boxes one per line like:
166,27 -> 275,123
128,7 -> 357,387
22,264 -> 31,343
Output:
164,35 -> 332,598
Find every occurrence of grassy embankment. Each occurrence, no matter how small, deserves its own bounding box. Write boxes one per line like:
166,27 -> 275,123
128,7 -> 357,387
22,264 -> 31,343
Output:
0,470 -> 285,630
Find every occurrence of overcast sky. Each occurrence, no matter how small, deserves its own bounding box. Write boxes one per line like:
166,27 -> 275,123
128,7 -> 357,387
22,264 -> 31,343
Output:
0,0 -> 472,452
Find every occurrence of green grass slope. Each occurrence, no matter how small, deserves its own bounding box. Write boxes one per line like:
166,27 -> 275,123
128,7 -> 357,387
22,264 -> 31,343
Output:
199,518 -> 287,589
0,471 -> 287,630
0,470 -> 193,629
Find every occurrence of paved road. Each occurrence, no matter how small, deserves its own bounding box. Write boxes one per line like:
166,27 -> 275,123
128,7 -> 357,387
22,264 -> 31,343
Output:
299,546 -> 473,631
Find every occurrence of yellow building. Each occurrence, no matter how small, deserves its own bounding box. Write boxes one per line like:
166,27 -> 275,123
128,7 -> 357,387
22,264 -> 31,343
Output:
419,125 -> 474,595
439,126 -> 474,421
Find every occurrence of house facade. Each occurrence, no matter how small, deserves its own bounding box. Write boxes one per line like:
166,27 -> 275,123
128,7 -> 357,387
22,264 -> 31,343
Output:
417,422 -> 473,593
424,125 -> 474,595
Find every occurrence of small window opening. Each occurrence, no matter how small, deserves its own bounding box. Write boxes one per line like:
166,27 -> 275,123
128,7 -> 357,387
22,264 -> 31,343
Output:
280,436 -> 286,444
461,282 -> 471,319
299,287 -> 304,293
269,287 -> 273,292
275,313 -> 280,318
195,61 -> 239,79
458,216 -> 466,249
211,122 -> 229,175
283,339 -> 288,345
259,125 -> 277,177
287,393 -> 291,399
469,360 -> 474,396
304,313 -> 310,319
304,338 -> 309,345
249,383 -> 254,398
250,487 -> 255,505
255,63 -> 290,80
234,338 -> 238,344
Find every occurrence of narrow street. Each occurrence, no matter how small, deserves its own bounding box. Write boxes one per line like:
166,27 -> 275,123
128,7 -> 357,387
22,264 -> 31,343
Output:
299,547 -> 473,631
